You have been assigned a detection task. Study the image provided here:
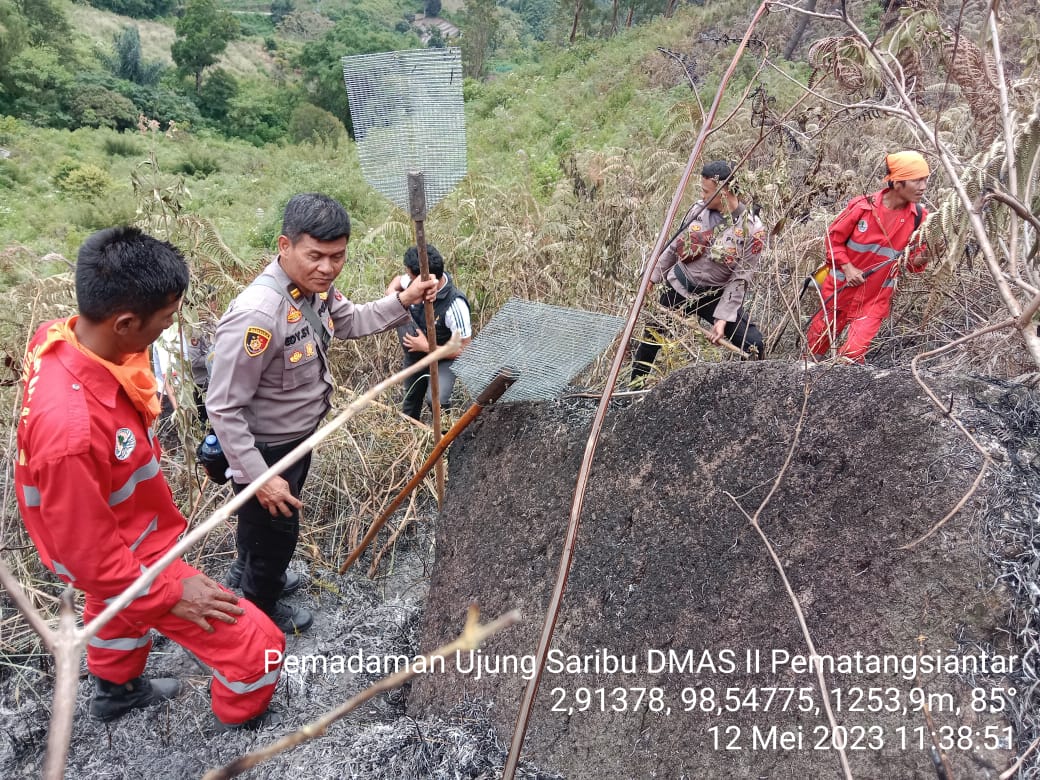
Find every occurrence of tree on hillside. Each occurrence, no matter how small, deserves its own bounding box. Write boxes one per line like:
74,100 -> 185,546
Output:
10,0 -> 70,48
512,0 -> 554,40
295,15 -> 416,130
425,0 -> 442,17
172,0 -> 239,93
0,1 -> 29,72
196,67 -> 238,121
461,0 -> 500,79
105,26 -> 163,86
270,0 -> 294,26
87,0 -> 175,19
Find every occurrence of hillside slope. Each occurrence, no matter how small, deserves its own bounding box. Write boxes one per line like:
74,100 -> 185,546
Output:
412,362 -> 1039,778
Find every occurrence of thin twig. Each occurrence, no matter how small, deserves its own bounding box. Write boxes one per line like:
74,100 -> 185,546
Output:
1000,734 -> 1040,779
723,375 -> 854,780
901,322 -> 1011,549
201,605 -> 521,780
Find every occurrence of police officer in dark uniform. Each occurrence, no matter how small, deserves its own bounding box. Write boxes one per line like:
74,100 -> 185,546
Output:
206,194 -> 437,633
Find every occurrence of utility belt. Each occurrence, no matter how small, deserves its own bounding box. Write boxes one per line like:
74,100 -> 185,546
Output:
672,265 -> 721,298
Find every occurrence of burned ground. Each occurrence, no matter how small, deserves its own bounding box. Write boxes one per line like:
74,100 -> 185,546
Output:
410,361 -> 1040,779
2,361 -> 1038,779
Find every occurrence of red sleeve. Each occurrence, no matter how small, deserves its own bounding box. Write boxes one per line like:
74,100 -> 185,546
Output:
826,196 -> 868,270
32,453 -> 183,621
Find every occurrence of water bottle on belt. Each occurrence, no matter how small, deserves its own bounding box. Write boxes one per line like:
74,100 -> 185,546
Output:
196,433 -> 230,484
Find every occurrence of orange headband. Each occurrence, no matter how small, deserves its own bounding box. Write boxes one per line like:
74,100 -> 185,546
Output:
884,151 -> 930,182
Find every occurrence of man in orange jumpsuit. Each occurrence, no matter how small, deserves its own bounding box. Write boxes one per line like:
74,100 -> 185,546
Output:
15,227 -> 284,728
805,151 -> 930,363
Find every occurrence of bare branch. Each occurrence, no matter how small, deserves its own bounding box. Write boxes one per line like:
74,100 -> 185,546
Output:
0,557 -> 58,652
202,605 -> 521,780
766,0 -> 841,22
41,591 -> 81,780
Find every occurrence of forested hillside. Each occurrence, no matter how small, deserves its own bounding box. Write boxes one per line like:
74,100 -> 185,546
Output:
3,1 -> 1038,382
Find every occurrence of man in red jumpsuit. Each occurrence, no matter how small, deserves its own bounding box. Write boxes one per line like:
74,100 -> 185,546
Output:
805,151 -> 930,363
15,227 -> 284,728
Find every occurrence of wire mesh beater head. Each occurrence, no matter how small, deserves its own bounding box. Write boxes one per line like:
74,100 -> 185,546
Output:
452,299 -> 625,404
342,48 -> 466,212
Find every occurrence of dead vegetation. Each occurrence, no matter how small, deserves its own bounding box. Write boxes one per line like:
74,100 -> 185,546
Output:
2,1 -> 1040,777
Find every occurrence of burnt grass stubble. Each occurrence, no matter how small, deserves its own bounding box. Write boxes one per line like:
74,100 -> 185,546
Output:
1,361 -> 1038,778
0,481 -> 557,776
410,361 -> 1040,779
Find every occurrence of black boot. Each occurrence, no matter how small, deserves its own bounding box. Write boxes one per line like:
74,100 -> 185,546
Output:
226,559 -> 303,596
89,675 -> 181,722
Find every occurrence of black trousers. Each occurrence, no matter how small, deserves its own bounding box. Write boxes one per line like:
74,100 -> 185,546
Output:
232,437 -> 312,614
631,285 -> 764,381
401,354 -> 457,421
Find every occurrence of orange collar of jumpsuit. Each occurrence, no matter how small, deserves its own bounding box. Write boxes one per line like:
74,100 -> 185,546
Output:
38,316 -> 161,426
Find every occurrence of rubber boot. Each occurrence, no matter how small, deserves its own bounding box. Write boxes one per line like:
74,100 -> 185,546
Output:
89,675 -> 181,722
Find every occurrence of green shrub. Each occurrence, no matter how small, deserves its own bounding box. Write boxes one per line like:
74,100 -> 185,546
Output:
67,86 -> 139,131
532,155 -> 562,195
225,84 -> 295,146
172,150 -> 222,178
0,159 -> 27,189
103,134 -> 144,158
0,116 -> 21,146
67,193 -> 138,231
289,103 -> 345,148
54,162 -> 114,199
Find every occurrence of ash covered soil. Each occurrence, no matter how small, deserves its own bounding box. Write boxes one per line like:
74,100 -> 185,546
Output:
411,361 -> 1040,779
0,524 -> 558,778
2,361 -> 1039,779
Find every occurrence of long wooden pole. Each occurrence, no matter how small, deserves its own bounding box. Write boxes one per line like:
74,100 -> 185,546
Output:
408,172 -> 446,509
339,369 -> 516,575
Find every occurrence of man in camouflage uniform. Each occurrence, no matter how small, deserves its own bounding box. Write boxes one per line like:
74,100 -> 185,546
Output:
631,160 -> 767,383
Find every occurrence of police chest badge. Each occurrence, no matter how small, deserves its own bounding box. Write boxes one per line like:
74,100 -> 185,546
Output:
114,428 -> 136,460
857,219 -> 868,233
287,307 -> 302,324
244,326 -> 272,357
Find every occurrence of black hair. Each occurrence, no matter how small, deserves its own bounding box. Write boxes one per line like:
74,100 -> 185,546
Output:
403,244 -> 445,279
701,160 -> 738,193
281,193 -> 351,244
75,226 -> 189,323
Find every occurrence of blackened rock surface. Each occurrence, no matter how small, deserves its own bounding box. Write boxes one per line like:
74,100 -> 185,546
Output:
410,361 -> 1029,779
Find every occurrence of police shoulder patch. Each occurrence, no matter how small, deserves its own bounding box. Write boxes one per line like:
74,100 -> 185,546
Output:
244,326 -> 272,357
